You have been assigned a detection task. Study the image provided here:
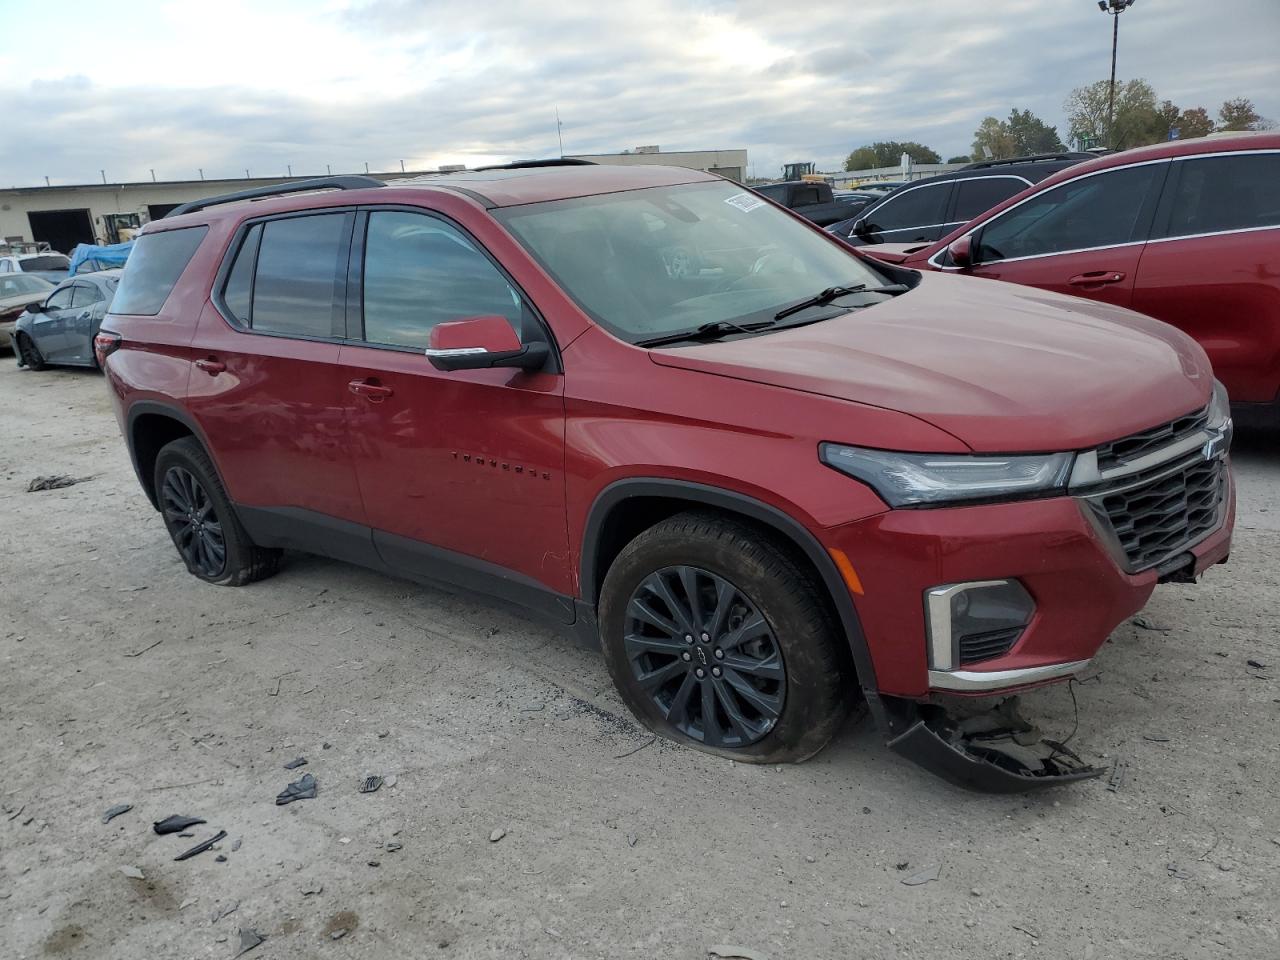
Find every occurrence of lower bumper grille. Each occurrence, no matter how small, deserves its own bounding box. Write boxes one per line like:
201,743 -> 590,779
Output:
1090,456 -> 1226,572
958,627 -> 1022,665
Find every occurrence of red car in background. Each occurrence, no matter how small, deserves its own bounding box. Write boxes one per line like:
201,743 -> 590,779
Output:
859,134 -> 1280,404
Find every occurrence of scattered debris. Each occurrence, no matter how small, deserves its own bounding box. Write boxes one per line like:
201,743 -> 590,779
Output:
102,803 -> 132,824
1143,734 -> 1171,743
119,865 -> 145,880
27,475 -> 93,492
175,829 -> 228,861
894,862 -> 909,870
231,838 -> 242,852
282,757 -> 307,770
179,832 -> 194,838
180,898 -> 198,910
384,774 -> 397,788
338,837 -> 351,844
377,730 -> 390,739
124,638 -> 164,658
1132,616 -> 1168,632
5,804 -> 24,822
330,928 -> 349,941
386,842 -> 402,853
233,927 -> 265,957
367,860 -> 380,867
1248,659 -> 1267,669
1107,759 -> 1128,793
1012,924 -> 1040,940
359,775 -> 383,794
520,702 -> 546,712
154,815 -> 207,835
489,827 -> 507,843
708,945 -> 770,960
276,773 -> 317,805
613,736 -> 657,760
627,833 -> 638,848
1167,862 -> 1190,880
901,864 -> 941,886
302,883 -> 324,896
211,901 -> 240,924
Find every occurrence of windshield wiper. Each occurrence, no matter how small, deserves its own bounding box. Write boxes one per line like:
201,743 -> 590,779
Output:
635,319 -> 773,348
773,283 -> 909,322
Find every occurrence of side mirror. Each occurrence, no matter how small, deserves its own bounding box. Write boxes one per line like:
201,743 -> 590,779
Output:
852,217 -> 869,237
947,235 -> 973,269
25,300 -> 45,313
424,315 -> 548,372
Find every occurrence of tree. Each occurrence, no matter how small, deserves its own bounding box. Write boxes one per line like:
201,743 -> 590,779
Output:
1177,106 -> 1214,140
947,155 -> 972,164
844,141 -> 941,171
1006,109 -> 1065,154
971,110 -> 1064,160
1218,97 -> 1263,131
971,116 -> 1018,160
1064,78 -> 1162,150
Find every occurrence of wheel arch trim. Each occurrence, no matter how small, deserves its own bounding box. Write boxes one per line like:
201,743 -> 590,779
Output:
580,478 -> 880,696
125,400 -> 221,508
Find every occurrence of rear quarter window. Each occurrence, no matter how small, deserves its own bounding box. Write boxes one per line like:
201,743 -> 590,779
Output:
110,226 -> 208,316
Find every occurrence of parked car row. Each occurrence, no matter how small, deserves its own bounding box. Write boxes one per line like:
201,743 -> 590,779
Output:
89,157 -> 1239,790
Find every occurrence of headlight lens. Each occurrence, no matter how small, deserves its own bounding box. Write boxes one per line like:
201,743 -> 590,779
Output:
820,443 -> 1074,507
1207,379 -> 1230,428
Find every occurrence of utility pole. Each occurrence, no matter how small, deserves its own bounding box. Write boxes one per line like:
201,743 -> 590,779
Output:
1097,0 -> 1137,149
556,106 -> 564,158
150,169 -> 156,182
100,170 -> 107,184
400,159 -> 405,172
287,164 -> 293,177
327,164 -> 332,175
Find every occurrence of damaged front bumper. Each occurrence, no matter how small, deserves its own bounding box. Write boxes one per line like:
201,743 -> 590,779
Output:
877,694 -> 1104,792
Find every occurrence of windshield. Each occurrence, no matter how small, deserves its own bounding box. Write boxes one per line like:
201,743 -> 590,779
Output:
495,181 -> 886,344
0,275 -> 54,297
21,255 -> 69,271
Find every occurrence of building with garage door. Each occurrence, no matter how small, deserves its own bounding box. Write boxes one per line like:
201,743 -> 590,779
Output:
0,147 -> 748,254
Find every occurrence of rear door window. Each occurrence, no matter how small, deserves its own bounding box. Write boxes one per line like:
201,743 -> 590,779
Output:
952,177 -> 1025,221
1163,152 -> 1280,238
360,211 -> 522,350
975,164 -> 1162,262
111,226 -> 208,315
861,183 -> 952,234
243,214 -> 352,338
71,283 -> 104,308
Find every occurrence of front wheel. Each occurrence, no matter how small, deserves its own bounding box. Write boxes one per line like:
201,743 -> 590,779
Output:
153,437 -> 281,586
16,333 -> 46,371
598,511 -> 855,764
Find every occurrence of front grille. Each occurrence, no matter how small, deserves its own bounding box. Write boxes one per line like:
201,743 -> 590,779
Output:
1095,405 -> 1208,471
958,627 -> 1022,665
1095,457 -> 1225,571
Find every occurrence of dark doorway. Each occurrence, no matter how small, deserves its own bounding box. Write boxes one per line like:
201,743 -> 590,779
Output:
148,203 -> 181,221
28,209 -> 95,253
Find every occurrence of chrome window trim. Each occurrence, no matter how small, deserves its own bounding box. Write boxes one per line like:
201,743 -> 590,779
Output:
422,346 -> 488,358
1147,222 -> 1280,245
923,580 -> 1011,672
857,175 -> 1031,238
927,146 -> 1280,270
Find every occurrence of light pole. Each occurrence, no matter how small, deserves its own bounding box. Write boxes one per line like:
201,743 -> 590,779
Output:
1097,0 -> 1137,149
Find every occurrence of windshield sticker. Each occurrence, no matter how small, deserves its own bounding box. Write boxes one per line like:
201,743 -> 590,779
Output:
724,192 -> 765,212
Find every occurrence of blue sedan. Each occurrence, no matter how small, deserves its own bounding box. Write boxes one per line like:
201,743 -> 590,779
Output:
14,269 -> 121,370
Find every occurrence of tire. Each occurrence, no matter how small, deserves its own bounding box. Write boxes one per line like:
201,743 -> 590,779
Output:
16,333 -> 45,371
153,437 -> 282,586
598,510 -> 856,764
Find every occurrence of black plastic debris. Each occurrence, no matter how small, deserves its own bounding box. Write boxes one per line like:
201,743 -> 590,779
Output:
276,773 -> 317,805
1248,659 -> 1267,669
234,927 -> 265,957
175,829 -> 227,861
359,775 -> 383,794
102,804 -> 132,824
283,757 -> 308,770
216,854 -> 228,863
27,475 -> 92,492
154,814 -> 207,835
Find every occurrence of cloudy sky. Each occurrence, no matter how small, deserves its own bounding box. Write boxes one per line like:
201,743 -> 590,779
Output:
2,0 -> 1277,187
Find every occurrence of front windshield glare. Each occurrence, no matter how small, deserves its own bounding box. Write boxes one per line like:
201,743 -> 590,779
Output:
497,181 -> 884,343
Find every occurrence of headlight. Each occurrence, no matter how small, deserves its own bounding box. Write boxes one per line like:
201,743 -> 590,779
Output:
819,443 -> 1074,508
1207,380 -> 1230,428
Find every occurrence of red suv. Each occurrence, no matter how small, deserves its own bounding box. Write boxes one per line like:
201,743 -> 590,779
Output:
859,134 -> 1280,404
98,162 -> 1234,790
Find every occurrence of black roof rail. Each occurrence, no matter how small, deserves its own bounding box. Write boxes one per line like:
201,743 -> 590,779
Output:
959,152 -> 1094,170
472,158 -> 597,171
163,175 -> 385,219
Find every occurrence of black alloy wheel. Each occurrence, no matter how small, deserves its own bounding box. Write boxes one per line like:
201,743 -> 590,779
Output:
160,465 -> 226,579
624,565 -> 785,748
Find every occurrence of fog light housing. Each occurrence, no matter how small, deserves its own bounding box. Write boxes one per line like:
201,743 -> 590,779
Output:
925,580 -> 1034,670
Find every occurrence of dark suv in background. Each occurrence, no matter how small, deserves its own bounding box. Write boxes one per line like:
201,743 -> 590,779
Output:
828,153 -> 1094,246
97,163 -> 1233,791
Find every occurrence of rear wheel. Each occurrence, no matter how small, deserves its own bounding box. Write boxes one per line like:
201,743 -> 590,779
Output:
598,511 -> 855,764
16,333 -> 45,371
153,437 -> 281,586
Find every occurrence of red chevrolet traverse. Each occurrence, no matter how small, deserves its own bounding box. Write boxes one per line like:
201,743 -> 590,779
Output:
858,134 -> 1280,405
96,161 -> 1235,790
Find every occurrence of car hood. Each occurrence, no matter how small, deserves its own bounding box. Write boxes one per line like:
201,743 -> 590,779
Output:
0,291 -> 46,311
648,273 -> 1212,452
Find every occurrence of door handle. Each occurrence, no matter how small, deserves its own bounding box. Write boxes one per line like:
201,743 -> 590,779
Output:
194,358 -> 226,375
1068,271 -> 1126,286
348,378 -> 394,401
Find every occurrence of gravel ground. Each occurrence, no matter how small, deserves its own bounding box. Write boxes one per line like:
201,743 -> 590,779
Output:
1,361 -> 1277,960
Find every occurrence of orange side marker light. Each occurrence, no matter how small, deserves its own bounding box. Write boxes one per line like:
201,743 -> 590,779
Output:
828,548 -> 864,596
